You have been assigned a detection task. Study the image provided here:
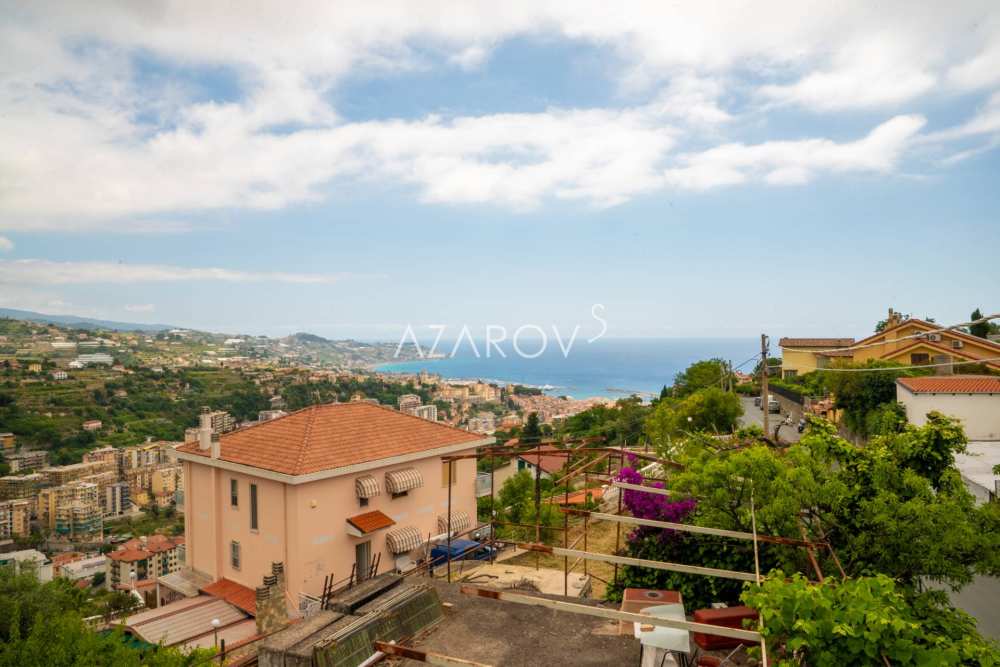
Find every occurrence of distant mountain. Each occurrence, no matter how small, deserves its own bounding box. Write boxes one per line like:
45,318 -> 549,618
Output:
0,308 -> 175,332
289,332 -> 331,344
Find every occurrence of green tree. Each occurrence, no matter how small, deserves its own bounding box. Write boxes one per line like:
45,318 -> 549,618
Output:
645,387 -> 743,454
824,360 -> 910,436
521,412 -> 541,444
669,416 -> 1000,590
970,308 -> 990,339
743,573 -> 1000,667
673,359 -> 727,397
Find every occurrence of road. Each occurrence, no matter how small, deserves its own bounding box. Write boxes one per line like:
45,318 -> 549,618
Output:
739,396 -> 801,444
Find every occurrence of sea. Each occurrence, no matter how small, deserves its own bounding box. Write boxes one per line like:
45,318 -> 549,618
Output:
376,337 -> 758,399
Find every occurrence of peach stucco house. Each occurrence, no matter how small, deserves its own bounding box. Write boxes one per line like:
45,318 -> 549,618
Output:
174,402 -> 491,604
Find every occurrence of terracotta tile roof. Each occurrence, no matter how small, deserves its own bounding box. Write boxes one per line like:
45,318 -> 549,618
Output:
120,534 -> 183,554
108,548 -> 151,563
201,578 -> 257,615
518,448 -> 567,475
897,375 -> 1000,394
176,401 -> 485,476
347,510 -> 396,534
779,338 -> 855,348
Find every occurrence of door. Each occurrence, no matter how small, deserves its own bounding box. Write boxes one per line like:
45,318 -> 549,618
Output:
355,541 -> 371,583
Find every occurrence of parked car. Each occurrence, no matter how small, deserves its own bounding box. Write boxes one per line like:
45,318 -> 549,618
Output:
753,396 -> 762,407
430,539 -> 495,567
767,396 -> 780,413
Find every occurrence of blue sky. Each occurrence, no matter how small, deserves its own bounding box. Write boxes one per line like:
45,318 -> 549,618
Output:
0,2 -> 998,341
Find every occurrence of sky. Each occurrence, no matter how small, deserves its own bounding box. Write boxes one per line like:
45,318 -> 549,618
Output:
0,2 -> 998,342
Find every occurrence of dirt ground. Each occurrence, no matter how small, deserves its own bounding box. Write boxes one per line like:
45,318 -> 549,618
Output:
502,516 -> 621,598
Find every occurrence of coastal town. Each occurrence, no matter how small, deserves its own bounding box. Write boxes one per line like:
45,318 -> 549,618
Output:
2,306 -> 1000,665
4,4 -> 1000,665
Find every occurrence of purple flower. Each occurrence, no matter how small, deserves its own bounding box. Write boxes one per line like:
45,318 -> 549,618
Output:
616,467 -> 696,543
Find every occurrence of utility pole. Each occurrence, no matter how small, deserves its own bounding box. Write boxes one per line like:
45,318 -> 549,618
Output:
760,334 -> 770,436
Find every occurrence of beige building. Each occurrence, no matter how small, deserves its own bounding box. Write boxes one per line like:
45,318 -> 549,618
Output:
0,473 -> 44,501
107,534 -> 185,607
6,450 -> 49,473
42,461 -> 113,487
0,499 -> 31,538
151,465 -> 182,507
897,376 -> 1000,441
38,481 -> 103,540
174,402 -> 489,604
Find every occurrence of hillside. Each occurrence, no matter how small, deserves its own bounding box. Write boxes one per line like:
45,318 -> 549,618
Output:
0,308 -> 174,332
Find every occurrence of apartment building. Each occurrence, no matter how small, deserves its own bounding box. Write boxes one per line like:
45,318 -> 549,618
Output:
174,402 -> 489,602
151,465 -> 181,507
0,499 -> 31,538
38,481 -> 102,540
6,449 -> 49,473
412,404 -> 438,421
0,432 -> 14,452
107,534 -> 185,606
82,446 -> 119,468
41,461 -> 114,487
0,473 -> 44,501
104,481 -> 132,518
467,412 -> 496,434
397,394 -> 422,413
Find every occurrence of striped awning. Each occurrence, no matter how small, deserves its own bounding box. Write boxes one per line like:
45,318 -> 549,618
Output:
386,525 -> 424,554
355,475 -> 380,499
385,468 -> 423,495
437,510 -> 472,535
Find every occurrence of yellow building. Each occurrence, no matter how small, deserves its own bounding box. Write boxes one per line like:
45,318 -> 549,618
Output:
778,338 -> 855,377
781,310 -> 1000,376
0,499 -> 31,538
851,312 -> 1000,371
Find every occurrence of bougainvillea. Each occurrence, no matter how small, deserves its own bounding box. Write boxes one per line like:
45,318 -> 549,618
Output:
617,466 -> 697,526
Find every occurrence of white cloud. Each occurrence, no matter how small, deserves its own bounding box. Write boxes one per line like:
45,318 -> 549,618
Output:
124,303 -> 155,313
664,115 -> 926,190
758,35 -> 937,110
449,45 -> 491,70
0,2 -> 997,228
0,237 -> 13,252
0,260 -> 361,285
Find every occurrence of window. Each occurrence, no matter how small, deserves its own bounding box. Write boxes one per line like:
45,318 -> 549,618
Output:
359,496 -> 369,507
249,483 -> 258,531
441,461 -> 457,488
231,541 -> 240,569
911,353 -> 930,365
391,491 -> 408,499
230,479 -> 238,507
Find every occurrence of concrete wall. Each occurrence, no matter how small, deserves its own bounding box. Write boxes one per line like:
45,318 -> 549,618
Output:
898,389 -> 1000,440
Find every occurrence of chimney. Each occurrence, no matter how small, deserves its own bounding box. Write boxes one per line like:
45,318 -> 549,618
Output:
887,308 -> 902,330
198,407 -> 212,452
210,433 -> 221,460
254,564 -> 289,634
255,585 -> 272,634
